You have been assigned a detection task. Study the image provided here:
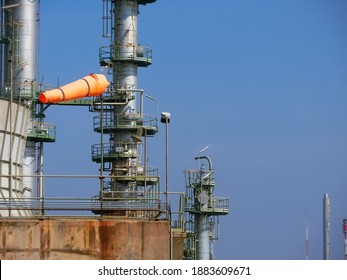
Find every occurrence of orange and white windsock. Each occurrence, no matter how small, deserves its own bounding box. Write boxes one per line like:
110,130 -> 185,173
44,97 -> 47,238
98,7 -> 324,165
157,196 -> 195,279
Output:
38,73 -> 109,103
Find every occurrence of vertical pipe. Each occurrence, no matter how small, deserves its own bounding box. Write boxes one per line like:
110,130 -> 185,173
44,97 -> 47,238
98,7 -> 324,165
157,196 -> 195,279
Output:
305,215 -> 309,260
197,214 -> 210,260
170,215 -> 173,260
8,40 -> 13,216
100,97 -> 104,215
4,0 -> 36,96
0,0 -> 3,88
164,119 -> 170,259
165,119 -> 168,215
5,0 -> 37,206
37,141 -> 43,215
323,193 -> 331,260
144,128 -> 147,195
209,218 -> 215,260
22,141 -> 35,199
210,237 -> 215,260
343,219 -> 347,260
111,0 -> 138,196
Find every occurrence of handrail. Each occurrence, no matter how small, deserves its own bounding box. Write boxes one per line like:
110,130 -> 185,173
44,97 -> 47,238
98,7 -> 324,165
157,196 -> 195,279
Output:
185,196 -> 229,214
0,173 -> 165,218
99,44 -> 152,66
0,197 -> 167,216
93,112 -> 158,132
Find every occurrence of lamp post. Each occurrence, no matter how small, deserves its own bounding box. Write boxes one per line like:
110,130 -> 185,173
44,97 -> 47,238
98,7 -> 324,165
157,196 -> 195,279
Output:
161,111 -> 171,259
160,112 -> 171,215
144,95 -> 158,196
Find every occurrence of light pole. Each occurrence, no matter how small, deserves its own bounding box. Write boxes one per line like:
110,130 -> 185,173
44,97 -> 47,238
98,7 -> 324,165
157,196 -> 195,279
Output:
160,112 -> 171,214
144,94 -> 158,196
161,111 -> 171,259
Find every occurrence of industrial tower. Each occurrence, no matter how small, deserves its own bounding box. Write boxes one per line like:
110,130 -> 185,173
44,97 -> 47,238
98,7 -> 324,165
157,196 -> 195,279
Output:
91,0 -> 162,217
0,0 -> 171,259
184,156 -> 229,260
0,0 -> 227,260
0,0 -> 163,217
0,0 -> 56,217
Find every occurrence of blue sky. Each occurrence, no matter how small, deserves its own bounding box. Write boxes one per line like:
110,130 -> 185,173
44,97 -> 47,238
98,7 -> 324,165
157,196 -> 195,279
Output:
39,0 -> 347,260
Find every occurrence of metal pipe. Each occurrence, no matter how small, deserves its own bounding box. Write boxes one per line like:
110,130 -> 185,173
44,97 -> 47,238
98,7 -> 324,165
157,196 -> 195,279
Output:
111,0 -> 139,197
165,119 -> 169,215
0,0 -> 3,88
210,219 -> 215,260
1,3 -> 19,9
94,100 -> 128,106
5,0 -> 37,214
8,38 -> 12,217
164,119 -> 170,259
194,155 -> 213,170
23,141 -> 35,199
343,219 -> 347,260
99,96 -> 104,216
37,141 -> 44,216
11,0 -> 36,96
93,90 -> 144,106
144,128 -> 147,195
140,91 -> 143,116
323,193 -> 331,260
170,217 -> 173,260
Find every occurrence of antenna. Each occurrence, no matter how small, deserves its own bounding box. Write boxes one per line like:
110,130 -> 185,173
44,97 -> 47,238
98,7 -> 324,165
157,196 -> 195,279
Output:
198,144 -> 211,154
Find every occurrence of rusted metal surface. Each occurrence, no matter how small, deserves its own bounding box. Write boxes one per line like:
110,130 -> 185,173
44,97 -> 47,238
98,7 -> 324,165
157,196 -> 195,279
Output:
0,218 -> 169,259
172,229 -> 187,260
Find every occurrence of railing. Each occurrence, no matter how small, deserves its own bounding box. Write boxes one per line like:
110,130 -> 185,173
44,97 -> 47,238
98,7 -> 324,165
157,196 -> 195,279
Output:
185,196 -> 229,215
27,122 -> 56,142
0,197 -> 166,218
168,192 -> 185,230
0,82 -> 36,100
91,142 -> 139,161
184,169 -> 215,187
99,44 -> 152,66
93,112 -> 158,134
0,174 -> 165,219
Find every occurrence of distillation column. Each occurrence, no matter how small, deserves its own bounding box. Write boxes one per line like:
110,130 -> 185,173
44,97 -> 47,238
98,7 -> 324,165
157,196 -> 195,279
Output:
92,0 -> 159,216
111,0 -> 139,196
184,156 -> 229,260
7,0 -> 36,200
0,0 -> 36,216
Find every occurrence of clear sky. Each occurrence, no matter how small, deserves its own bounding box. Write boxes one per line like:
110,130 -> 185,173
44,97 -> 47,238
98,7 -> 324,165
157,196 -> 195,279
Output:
39,0 -> 347,260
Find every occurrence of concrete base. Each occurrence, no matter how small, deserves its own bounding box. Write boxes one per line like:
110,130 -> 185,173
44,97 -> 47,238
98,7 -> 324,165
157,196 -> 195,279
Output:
0,218 -> 170,260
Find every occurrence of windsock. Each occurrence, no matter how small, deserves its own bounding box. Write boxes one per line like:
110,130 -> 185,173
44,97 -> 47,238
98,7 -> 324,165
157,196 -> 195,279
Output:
38,73 -> 109,103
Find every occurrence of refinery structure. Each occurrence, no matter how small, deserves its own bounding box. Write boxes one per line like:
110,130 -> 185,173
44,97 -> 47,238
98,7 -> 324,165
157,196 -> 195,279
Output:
0,0 -> 229,260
